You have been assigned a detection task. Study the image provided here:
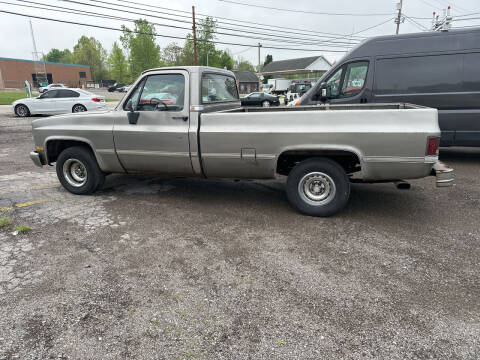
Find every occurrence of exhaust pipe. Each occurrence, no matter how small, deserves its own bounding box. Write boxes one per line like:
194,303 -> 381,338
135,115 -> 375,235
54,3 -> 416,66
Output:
394,181 -> 411,190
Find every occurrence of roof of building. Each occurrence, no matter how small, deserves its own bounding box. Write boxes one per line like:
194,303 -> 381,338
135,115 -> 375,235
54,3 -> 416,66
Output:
261,56 -> 331,73
233,70 -> 259,82
0,57 -> 90,68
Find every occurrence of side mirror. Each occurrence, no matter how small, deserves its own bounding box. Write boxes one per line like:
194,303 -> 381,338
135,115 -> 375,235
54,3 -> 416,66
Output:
126,99 -> 140,125
320,82 -> 328,103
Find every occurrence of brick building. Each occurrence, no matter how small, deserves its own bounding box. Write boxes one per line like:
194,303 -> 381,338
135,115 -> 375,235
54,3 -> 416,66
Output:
0,57 -> 91,89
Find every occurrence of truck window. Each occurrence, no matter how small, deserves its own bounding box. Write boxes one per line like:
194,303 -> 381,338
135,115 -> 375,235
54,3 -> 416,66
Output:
138,74 -> 185,111
325,67 -> 343,99
375,54 -> 463,95
202,73 -> 239,103
341,61 -> 368,97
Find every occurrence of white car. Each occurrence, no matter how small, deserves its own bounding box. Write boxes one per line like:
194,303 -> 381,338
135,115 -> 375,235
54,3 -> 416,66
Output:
39,83 -> 66,93
12,88 -> 107,117
119,85 -> 131,92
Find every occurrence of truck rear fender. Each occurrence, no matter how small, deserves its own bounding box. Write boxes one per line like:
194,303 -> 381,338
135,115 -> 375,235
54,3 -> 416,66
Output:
276,146 -> 364,176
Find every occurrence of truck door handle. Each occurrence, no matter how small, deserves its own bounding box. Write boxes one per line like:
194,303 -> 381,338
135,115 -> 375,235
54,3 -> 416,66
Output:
172,116 -> 188,121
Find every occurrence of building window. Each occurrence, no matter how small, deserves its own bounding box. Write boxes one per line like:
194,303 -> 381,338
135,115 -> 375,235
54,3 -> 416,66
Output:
79,71 -> 86,78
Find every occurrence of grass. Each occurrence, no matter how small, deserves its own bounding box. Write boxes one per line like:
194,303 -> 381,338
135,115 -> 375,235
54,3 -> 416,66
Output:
0,217 -> 11,228
14,225 -> 32,234
0,92 -> 37,105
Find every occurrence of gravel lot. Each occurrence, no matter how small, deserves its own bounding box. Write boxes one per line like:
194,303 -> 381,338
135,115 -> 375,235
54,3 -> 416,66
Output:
0,112 -> 479,359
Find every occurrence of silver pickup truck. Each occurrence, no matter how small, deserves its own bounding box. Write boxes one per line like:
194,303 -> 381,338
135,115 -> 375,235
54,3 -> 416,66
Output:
29,66 -> 453,216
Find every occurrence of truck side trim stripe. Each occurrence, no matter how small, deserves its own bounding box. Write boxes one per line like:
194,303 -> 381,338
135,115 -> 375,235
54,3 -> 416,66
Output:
115,150 -> 190,158
363,156 -> 436,164
202,153 -> 276,160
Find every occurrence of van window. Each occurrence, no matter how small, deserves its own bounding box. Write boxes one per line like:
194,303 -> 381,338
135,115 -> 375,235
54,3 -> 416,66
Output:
375,54 -> 463,95
341,61 -> 368,97
325,67 -> 343,99
202,73 -> 239,103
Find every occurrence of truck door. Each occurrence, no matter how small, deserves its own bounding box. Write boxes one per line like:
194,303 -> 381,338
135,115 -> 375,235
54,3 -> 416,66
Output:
113,70 -> 194,175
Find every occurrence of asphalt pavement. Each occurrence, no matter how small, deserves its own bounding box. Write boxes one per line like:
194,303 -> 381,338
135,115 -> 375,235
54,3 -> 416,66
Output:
0,112 -> 479,359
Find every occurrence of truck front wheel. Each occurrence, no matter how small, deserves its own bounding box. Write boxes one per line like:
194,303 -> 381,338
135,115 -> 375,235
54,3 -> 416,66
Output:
286,157 -> 350,217
56,146 -> 105,195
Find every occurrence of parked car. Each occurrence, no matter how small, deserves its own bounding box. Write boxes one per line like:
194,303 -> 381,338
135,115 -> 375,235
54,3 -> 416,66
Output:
118,85 -> 132,93
12,88 -> 106,117
241,92 -> 280,107
39,83 -> 66,93
297,27 -> 480,147
29,66 -> 453,217
108,82 -> 125,92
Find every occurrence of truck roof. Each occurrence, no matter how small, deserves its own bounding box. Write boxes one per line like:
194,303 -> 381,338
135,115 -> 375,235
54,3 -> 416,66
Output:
141,66 -> 235,77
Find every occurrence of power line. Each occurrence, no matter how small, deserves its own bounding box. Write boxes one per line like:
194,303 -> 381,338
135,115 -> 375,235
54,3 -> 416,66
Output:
0,9 -> 350,52
57,0 -> 360,47
4,0 -> 355,48
404,15 -> 429,31
217,0 -> 394,17
97,0 -> 367,41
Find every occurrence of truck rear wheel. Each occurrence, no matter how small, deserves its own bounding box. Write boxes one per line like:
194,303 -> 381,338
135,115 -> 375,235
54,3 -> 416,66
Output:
286,157 -> 350,217
56,146 -> 105,195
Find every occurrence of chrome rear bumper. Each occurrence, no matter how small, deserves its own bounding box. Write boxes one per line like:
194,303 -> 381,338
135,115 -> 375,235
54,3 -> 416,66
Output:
432,161 -> 454,187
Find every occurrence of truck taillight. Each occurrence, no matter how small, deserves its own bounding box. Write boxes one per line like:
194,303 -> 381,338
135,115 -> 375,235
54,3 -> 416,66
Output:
91,97 -> 101,102
426,136 -> 440,156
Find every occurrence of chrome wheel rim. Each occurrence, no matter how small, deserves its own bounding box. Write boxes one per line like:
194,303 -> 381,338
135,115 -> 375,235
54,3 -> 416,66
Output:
262,101 -> 270,107
16,105 -> 27,117
63,158 -> 87,187
73,105 -> 86,112
298,172 -> 336,206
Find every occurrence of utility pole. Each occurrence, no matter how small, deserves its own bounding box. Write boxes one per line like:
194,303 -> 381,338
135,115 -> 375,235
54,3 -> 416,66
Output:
192,6 -> 198,66
257,43 -> 262,71
395,0 -> 403,35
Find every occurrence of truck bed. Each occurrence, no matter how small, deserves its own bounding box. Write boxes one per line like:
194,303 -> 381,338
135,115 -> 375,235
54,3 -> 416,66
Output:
198,103 -> 439,181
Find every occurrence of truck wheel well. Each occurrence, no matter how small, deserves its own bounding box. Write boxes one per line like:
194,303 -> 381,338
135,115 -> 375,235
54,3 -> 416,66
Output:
276,150 -> 361,176
46,140 -> 93,163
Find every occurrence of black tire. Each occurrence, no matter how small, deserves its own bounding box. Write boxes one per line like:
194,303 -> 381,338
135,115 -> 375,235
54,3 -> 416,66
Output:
56,146 -> 105,195
15,104 -> 30,117
72,104 -> 87,113
286,157 -> 350,217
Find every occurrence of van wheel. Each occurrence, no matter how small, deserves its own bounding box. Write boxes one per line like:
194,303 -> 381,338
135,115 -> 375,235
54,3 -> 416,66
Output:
72,104 -> 87,113
286,157 -> 350,217
56,146 -> 105,195
15,104 -> 30,117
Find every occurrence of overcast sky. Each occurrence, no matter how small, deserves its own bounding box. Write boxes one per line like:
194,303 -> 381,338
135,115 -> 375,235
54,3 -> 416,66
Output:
0,0 -> 479,66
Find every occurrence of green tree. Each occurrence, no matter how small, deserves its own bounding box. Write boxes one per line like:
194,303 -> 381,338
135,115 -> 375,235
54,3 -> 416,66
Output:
162,42 -> 183,66
44,48 -> 73,64
121,19 -> 162,80
107,42 -> 128,82
263,54 -> 273,68
182,16 -> 234,69
235,58 -> 255,72
72,36 -> 108,81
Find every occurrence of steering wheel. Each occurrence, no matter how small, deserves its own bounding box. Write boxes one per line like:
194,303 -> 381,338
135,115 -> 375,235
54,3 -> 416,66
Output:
149,97 -> 168,111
